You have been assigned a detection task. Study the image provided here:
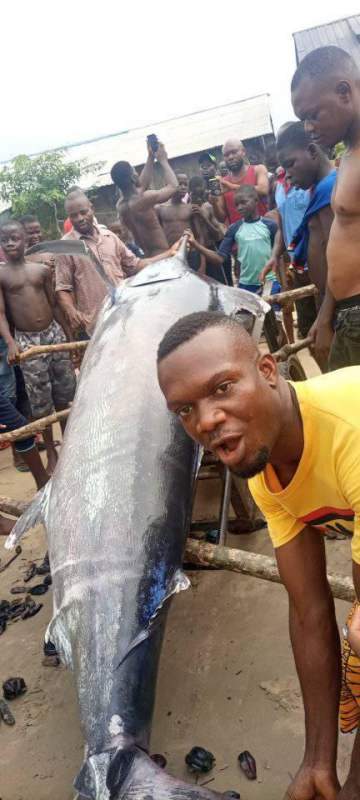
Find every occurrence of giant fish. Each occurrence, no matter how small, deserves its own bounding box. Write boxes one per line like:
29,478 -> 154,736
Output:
7,244 -> 266,800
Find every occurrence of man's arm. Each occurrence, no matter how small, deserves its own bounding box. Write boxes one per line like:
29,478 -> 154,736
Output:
277,527 -> 340,800
208,192 -> 227,223
139,145 -> 155,190
308,207 -> 336,370
0,284 -> 19,363
254,163 -> 270,196
43,267 -> 72,340
259,218 -> 286,283
55,257 -> 89,333
184,229 -> 223,267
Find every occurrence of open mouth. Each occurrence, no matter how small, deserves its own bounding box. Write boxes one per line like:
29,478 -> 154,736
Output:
211,435 -> 244,466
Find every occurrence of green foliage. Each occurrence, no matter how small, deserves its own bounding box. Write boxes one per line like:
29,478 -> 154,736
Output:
334,142 -> 346,160
0,151 -> 101,238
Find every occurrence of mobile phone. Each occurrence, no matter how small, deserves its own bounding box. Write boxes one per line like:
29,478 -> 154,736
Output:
208,177 -> 221,196
147,133 -> 159,154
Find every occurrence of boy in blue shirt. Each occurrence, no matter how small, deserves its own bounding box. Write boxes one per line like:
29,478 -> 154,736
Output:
186,185 -> 280,296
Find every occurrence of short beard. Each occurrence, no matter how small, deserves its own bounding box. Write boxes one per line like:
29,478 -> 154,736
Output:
230,158 -> 244,173
230,446 -> 270,479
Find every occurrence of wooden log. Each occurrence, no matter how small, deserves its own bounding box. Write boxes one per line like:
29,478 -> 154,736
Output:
0,494 -> 354,603
267,284 -> 318,306
274,336 -> 313,362
0,495 -> 29,517
16,340 -> 88,362
0,408 -> 70,443
184,539 -> 355,603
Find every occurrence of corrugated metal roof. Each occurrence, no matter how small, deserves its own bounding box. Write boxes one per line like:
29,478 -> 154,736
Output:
293,15 -> 360,67
40,94 -> 272,190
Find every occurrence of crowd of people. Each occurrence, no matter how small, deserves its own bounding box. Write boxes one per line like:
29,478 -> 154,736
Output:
1,41 -> 360,798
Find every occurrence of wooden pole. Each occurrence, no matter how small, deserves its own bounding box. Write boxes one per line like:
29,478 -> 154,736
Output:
15,340 -> 88,362
184,539 -> 355,603
0,408 -> 70,443
0,494 -> 354,602
274,336 -> 313,362
267,284 -> 317,306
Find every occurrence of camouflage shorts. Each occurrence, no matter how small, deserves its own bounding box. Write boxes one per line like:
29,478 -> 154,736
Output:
15,319 -> 76,419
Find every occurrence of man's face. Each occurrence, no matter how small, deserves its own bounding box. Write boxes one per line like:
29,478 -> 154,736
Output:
277,144 -> 317,190
235,193 -> 257,219
0,225 -> 26,262
223,141 -> 246,172
66,196 -> 94,235
158,327 -> 281,478
292,76 -> 354,148
174,174 -> 189,200
24,220 -> 42,247
200,159 -> 216,179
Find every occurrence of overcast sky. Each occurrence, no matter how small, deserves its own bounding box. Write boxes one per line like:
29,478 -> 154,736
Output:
1,1 -> 359,163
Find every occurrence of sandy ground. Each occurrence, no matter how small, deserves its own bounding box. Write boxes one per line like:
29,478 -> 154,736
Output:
0,349 -> 355,800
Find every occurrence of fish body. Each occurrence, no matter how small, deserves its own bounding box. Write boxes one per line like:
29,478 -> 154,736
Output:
7,251 -> 266,799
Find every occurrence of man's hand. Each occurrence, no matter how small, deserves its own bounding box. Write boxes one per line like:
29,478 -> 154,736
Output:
7,339 -> 20,365
155,142 -> 168,163
309,318 -> 333,372
146,140 -> 156,160
283,765 -> 340,799
259,255 -> 279,284
191,204 -> 206,219
64,307 -> 89,333
184,228 -> 196,247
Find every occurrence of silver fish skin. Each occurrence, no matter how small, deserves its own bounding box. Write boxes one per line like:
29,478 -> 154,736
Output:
6,250 -> 266,800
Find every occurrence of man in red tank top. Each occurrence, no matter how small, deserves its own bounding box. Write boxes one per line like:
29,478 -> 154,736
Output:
210,138 -> 269,224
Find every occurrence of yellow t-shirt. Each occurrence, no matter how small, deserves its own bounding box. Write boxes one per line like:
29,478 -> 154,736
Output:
249,367 -> 360,563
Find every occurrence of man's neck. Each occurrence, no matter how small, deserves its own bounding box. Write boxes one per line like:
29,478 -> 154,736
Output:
315,157 -> 334,183
269,380 -> 304,484
8,257 -> 26,268
244,213 -> 258,223
344,113 -> 360,150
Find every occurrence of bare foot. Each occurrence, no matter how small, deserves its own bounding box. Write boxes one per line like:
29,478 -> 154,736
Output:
0,514 -> 15,536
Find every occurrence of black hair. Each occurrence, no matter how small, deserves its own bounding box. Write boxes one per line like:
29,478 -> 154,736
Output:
110,161 -> 133,191
157,311 -> 248,363
291,45 -> 359,92
234,184 -> 257,201
189,176 -> 206,193
18,214 -> 39,226
0,219 -> 24,235
276,121 -> 311,152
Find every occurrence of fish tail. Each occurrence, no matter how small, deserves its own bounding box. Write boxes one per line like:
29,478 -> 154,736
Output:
106,746 -> 230,799
4,482 -> 51,550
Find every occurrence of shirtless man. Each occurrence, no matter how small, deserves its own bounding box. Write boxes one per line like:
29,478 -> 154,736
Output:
156,174 -> 191,245
0,221 -> 76,472
110,141 -> 178,257
210,138 -> 269,224
291,45 -> 360,370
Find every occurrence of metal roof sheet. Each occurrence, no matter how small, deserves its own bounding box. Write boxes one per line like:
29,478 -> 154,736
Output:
293,15 -> 360,67
44,94 -> 273,190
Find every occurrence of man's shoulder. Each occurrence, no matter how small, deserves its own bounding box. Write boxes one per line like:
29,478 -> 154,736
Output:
293,368 -> 360,430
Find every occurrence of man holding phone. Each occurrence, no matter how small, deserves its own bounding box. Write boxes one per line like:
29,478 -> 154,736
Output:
111,139 -> 179,257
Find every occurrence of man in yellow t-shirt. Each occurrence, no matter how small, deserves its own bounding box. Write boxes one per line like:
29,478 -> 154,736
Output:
157,310 -> 360,800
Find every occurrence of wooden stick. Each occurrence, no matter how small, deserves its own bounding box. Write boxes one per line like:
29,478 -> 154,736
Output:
0,409 -> 70,443
16,340 -> 88,362
274,336 -> 313,362
184,539 -> 355,603
267,284 -> 318,306
0,494 -> 354,603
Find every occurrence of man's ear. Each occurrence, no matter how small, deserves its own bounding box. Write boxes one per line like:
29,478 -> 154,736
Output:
257,353 -> 278,388
335,80 -> 352,104
308,142 -> 319,160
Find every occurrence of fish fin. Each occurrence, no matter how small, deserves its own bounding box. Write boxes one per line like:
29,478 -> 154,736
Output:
74,750 -> 113,799
4,482 -> 50,550
117,569 -> 190,667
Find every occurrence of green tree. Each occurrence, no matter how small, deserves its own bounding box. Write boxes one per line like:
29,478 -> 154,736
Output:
0,151 -> 101,237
